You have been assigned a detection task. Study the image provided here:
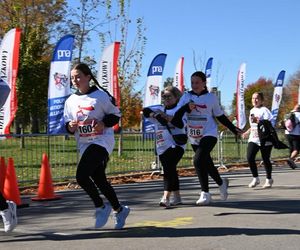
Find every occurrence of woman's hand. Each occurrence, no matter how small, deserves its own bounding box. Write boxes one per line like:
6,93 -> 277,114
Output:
242,129 -> 250,139
68,120 -> 78,133
188,102 -> 196,111
93,120 -> 105,133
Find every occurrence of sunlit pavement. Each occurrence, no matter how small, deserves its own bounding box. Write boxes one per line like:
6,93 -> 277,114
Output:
1,164 -> 300,250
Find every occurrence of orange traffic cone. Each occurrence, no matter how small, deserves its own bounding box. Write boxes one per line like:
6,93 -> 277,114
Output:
32,153 -> 62,201
0,156 -> 7,193
3,157 -> 22,205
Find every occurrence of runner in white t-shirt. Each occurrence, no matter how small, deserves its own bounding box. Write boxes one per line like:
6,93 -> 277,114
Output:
171,71 -> 242,206
143,86 -> 187,208
242,92 -> 274,188
285,104 -> 300,169
64,63 -> 129,230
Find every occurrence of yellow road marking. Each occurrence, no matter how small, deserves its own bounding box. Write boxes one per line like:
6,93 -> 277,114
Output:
132,217 -> 193,227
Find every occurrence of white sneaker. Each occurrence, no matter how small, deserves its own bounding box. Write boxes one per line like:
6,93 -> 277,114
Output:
196,191 -> 212,205
113,205 -> 130,230
159,197 -> 171,208
262,178 -> 273,188
219,178 -> 229,201
248,177 -> 260,188
95,204 -> 112,228
0,201 -> 17,233
170,196 -> 182,206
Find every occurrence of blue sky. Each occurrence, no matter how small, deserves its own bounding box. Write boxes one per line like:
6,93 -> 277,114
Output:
126,0 -> 300,111
71,0 -> 300,111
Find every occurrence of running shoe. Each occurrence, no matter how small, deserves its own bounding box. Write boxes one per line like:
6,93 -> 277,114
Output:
113,205 -> 130,230
95,204 -> 112,228
0,201 -> 17,233
219,178 -> 229,201
248,177 -> 260,188
196,191 -> 212,205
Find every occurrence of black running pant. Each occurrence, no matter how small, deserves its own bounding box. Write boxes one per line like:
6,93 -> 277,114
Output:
247,142 -> 273,179
192,136 -> 222,193
159,146 -> 184,192
76,144 -> 120,210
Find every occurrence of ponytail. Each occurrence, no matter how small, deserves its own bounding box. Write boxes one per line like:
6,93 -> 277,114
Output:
72,63 -> 117,106
90,75 -> 117,106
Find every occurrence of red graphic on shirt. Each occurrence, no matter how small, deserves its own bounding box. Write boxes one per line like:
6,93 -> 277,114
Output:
194,104 -> 207,112
76,105 -> 95,121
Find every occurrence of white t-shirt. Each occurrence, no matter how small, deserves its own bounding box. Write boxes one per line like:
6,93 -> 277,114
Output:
64,88 -> 121,155
285,111 -> 300,135
177,91 -> 224,145
248,106 -> 273,145
147,105 -> 186,155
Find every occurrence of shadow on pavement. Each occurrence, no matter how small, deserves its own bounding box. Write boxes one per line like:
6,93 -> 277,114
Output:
1,225 -> 300,243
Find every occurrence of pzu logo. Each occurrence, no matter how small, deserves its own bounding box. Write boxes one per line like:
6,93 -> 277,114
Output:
57,50 -> 71,59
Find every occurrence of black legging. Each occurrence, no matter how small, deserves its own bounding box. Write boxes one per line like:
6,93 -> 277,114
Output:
286,134 -> 300,155
247,142 -> 273,179
0,192 -> 8,211
192,136 -> 222,193
76,144 -> 120,210
159,146 -> 184,192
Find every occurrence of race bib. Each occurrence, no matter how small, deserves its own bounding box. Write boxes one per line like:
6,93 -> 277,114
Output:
78,119 -> 102,142
188,125 -> 203,139
156,130 -> 165,147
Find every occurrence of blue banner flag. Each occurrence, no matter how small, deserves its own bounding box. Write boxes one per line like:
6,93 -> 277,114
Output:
144,53 -> 167,107
271,70 -> 285,126
205,57 -> 213,91
47,35 -> 75,134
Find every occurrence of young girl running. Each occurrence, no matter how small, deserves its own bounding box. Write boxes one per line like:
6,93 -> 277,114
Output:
242,92 -> 274,188
171,71 -> 242,205
64,63 -> 129,229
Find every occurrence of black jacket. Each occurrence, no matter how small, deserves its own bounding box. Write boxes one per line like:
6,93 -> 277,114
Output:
257,120 -> 288,149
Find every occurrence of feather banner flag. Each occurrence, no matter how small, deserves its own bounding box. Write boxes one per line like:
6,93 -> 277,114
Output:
0,28 -> 21,139
97,42 -> 120,131
143,53 -> 167,107
97,42 -> 121,107
271,70 -> 285,127
236,62 -> 246,129
47,34 -> 75,134
298,84 -> 300,105
173,57 -> 184,92
205,57 -> 213,92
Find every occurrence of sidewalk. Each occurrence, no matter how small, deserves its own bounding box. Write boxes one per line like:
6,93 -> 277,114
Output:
1,164 -> 299,250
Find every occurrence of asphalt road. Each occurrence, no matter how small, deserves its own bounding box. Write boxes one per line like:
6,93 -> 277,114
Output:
1,164 -> 299,250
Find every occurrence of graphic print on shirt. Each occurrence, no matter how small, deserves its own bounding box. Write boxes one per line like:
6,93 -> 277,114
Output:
250,113 -> 259,140
76,105 -> 102,142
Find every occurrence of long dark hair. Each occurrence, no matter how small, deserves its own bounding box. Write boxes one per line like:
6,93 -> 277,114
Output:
72,63 -> 116,106
191,71 -> 207,91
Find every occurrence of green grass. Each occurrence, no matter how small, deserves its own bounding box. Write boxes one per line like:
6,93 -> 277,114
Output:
0,130 -> 290,186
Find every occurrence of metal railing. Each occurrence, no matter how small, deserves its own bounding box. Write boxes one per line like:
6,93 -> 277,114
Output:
0,130 -> 290,186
